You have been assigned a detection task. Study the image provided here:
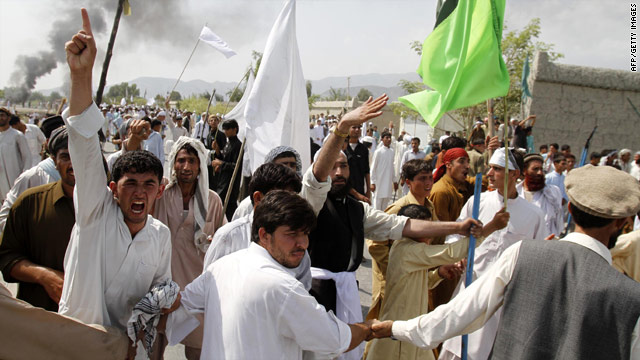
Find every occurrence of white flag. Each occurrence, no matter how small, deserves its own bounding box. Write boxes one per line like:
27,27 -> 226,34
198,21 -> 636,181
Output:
224,70 -> 255,140
244,0 -> 310,173
199,26 -> 237,58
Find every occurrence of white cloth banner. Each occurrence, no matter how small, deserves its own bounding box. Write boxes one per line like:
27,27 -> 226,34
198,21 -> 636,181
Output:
225,70 -> 255,141
310,267 -> 363,360
244,0 -> 310,173
199,26 -> 237,58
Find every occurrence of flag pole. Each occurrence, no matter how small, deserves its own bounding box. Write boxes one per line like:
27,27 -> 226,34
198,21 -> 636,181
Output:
221,138 -> 245,225
487,99 -> 494,158
168,33 -> 202,98
502,96 -> 509,209
223,68 -> 251,113
95,0 -> 126,106
461,172 -> 483,360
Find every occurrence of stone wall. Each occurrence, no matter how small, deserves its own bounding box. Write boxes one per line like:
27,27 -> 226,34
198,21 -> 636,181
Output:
525,52 -> 640,155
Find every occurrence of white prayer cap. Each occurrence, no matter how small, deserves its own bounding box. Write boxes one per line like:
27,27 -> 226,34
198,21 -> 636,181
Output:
489,147 -> 519,171
510,117 -> 518,123
157,111 -> 166,117
620,148 -> 632,156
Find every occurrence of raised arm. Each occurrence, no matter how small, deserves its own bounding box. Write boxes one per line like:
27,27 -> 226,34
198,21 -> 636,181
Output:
67,9 -> 95,117
312,95 -> 388,182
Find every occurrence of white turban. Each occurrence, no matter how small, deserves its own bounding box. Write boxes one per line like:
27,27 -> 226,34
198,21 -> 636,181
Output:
489,147 -> 519,171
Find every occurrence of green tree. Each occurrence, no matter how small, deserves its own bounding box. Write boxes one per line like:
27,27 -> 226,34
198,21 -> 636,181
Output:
199,91 -> 211,100
324,87 -> 348,101
29,91 -> 46,103
48,91 -> 62,102
214,93 -> 224,102
154,94 -> 165,104
356,88 -> 373,101
0,88 -> 4,99
106,82 -> 140,99
169,91 -> 182,101
252,51 -> 263,75
227,86 -> 245,103
306,80 -> 313,98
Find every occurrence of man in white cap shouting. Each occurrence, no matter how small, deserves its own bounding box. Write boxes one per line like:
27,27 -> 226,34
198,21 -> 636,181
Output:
438,148 -> 547,360
372,164 -> 640,359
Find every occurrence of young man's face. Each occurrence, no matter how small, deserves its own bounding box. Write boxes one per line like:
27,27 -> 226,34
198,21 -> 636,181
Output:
54,149 -> 75,189
260,225 -> 308,268
223,127 -> 237,138
208,116 -> 220,128
590,157 -> 601,166
411,140 -> 420,152
330,154 -> 350,191
446,157 -> 469,183
407,171 -> 434,199
566,157 -> 575,171
272,156 -> 298,173
549,145 -> 558,154
349,125 -> 361,139
109,172 -> 164,226
382,135 -> 392,147
487,165 -> 518,190
554,160 -> 567,173
540,147 -> 548,154
174,149 -> 200,184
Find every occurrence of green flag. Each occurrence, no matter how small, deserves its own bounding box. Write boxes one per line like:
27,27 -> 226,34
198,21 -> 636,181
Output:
400,0 -> 509,127
521,53 -> 531,99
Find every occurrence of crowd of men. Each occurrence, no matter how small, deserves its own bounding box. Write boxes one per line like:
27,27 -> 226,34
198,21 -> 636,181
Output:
0,8 -> 639,360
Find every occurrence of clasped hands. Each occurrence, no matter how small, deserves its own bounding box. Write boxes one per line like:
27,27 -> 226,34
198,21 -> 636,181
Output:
360,319 -> 395,340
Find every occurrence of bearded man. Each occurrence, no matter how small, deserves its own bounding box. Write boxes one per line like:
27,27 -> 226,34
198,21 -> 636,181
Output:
517,153 -> 564,236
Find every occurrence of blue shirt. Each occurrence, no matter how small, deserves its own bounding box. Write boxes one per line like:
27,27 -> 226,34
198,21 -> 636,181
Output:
545,171 -> 568,201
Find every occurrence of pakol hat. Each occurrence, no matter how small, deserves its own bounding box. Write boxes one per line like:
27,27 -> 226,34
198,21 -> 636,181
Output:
565,165 -> 640,219
40,115 -> 65,139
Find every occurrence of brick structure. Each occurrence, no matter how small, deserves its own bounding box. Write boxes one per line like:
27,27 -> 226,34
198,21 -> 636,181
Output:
525,52 -> 640,154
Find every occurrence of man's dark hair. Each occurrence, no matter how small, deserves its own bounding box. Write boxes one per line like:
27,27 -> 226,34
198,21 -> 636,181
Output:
550,143 -> 559,150
177,142 -> 199,158
510,149 -> 525,171
565,153 -> 576,160
222,119 -> 239,131
524,126 -> 533,135
471,137 -> 485,146
431,143 -> 440,153
398,204 -> 432,220
411,137 -> 420,144
9,115 -> 20,126
590,152 -> 601,160
251,190 -> 316,243
402,159 -> 433,181
570,203 -> 614,229
142,116 -> 152,123
150,119 -> 162,129
381,131 -> 391,139
248,163 -> 302,205
553,155 -> 566,164
442,136 -> 466,151
539,144 -> 548,151
111,150 -> 164,184
561,144 -> 571,151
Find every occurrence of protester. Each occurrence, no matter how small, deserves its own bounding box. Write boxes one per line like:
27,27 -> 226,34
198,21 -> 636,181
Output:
58,11 -> 178,357
438,149 -> 546,359
365,204 -> 508,360
0,107 -> 30,203
169,190 -> 375,360
0,127 -> 74,311
467,137 -> 487,177
517,153 -> 564,236
210,119 -> 242,220
9,114 -> 46,167
370,131 -> 397,210
590,151 -> 601,166
0,116 -> 65,232
611,230 -> 640,282
144,119 -> 165,165
191,112 -> 210,144
617,148 -> 633,173
545,154 -> 568,204
345,122 -> 372,203
151,137 -> 226,359
400,137 -> 427,195
564,153 -> 576,173
372,165 -> 640,360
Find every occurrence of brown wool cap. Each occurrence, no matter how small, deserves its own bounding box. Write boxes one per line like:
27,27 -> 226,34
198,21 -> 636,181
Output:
0,107 -> 11,116
565,165 -> 640,219
523,153 -> 544,164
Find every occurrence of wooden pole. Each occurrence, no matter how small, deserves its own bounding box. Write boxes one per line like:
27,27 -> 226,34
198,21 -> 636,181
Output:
169,37 -> 201,98
503,96 -> 509,209
95,0 -> 126,105
487,99 -> 494,158
221,138 -> 245,226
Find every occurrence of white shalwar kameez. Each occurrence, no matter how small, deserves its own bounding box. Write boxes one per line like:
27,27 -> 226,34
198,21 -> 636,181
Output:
24,124 -> 46,167
58,104 -> 172,345
516,182 -> 564,237
0,127 -> 30,203
440,190 -> 547,360
370,145 -> 395,210
169,243 -> 352,360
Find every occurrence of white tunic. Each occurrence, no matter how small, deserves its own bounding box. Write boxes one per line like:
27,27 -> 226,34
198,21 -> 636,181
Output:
440,190 -> 546,360
517,182 -> 564,237
175,243 -> 352,360
58,104 -> 172,331
0,158 -> 58,232
24,124 -> 46,167
370,145 -> 396,199
0,127 -> 30,202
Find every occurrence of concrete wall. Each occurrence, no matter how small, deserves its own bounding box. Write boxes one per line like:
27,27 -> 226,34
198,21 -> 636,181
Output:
524,52 -> 640,154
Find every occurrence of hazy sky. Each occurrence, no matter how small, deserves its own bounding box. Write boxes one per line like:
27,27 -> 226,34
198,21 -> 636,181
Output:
0,0 -> 632,93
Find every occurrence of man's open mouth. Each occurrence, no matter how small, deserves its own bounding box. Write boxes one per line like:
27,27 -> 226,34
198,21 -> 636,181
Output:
131,201 -> 145,214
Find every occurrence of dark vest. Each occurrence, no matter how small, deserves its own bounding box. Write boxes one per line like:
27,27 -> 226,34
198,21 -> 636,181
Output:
490,240 -> 640,360
308,196 -> 365,312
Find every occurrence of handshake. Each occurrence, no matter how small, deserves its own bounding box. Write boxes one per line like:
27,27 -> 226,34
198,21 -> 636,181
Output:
357,320 -> 395,341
